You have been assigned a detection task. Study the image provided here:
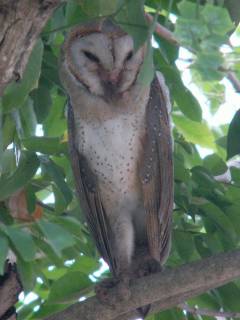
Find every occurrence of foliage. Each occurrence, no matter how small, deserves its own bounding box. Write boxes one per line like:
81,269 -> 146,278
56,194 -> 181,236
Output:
0,0 -> 240,319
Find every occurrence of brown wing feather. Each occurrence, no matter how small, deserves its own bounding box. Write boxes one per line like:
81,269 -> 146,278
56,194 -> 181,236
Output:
140,75 -> 173,263
67,101 -> 117,275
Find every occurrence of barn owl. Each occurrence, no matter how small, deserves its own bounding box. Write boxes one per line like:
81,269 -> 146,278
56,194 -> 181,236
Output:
60,19 -> 173,311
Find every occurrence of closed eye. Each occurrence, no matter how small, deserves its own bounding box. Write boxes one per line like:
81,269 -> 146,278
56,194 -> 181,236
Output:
125,50 -> 133,61
83,50 -> 100,63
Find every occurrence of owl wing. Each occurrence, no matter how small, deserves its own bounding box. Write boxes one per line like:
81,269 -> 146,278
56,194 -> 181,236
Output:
140,73 -> 173,264
67,101 -> 117,276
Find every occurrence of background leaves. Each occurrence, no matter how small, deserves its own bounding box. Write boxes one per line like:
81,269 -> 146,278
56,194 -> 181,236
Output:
0,1 -> 240,319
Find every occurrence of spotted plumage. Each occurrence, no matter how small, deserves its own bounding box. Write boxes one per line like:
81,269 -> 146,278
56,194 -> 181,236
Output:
60,19 -> 173,295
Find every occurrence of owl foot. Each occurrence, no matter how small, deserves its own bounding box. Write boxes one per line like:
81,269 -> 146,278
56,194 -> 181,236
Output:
137,258 -> 162,278
95,275 -> 131,306
95,278 -> 118,306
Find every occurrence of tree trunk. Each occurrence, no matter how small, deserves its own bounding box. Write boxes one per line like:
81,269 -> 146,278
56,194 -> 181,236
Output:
0,262 -> 22,320
0,0 -> 61,96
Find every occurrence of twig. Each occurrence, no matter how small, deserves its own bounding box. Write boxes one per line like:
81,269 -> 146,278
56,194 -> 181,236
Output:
227,71 -> 240,93
36,200 -> 55,212
145,12 -> 240,96
145,12 -> 179,46
178,302 -> 240,319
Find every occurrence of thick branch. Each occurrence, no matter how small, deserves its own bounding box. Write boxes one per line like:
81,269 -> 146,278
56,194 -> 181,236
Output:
0,263 -> 22,319
0,0 -> 61,96
43,250 -> 240,320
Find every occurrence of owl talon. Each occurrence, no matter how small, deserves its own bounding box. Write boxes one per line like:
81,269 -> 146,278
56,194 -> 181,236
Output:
137,258 -> 162,278
95,276 -> 131,306
95,278 -> 118,306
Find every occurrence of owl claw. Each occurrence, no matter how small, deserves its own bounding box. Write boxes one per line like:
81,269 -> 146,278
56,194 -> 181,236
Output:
137,258 -> 162,278
95,275 -> 131,306
95,278 -> 118,306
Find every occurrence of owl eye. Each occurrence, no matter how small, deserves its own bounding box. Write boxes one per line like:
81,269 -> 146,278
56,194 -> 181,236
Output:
125,51 -> 133,61
83,50 -> 100,63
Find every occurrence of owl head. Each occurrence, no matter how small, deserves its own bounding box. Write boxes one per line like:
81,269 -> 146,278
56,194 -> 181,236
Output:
60,20 -> 146,101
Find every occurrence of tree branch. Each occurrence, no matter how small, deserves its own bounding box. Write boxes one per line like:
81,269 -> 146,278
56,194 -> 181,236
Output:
227,71 -> 240,93
178,302 -> 240,319
145,12 -> 240,94
0,0 -> 61,96
145,13 -> 179,46
0,262 -> 22,319
43,250 -> 240,320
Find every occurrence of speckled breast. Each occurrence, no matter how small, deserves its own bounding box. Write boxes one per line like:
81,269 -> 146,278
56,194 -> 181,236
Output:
74,110 -> 146,216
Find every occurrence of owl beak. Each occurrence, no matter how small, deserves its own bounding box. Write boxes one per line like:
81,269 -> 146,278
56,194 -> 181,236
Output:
108,70 -> 120,85
102,70 -> 121,102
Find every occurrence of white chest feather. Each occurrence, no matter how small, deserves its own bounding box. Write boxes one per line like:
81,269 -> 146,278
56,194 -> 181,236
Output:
76,112 -> 144,185
72,82 -> 150,223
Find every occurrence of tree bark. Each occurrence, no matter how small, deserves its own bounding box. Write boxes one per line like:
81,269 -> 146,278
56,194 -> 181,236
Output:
0,0 -> 61,96
43,249 -> 240,320
0,262 -> 22,320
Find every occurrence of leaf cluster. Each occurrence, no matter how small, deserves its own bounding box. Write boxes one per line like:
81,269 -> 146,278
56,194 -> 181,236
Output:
0,1 -> 240,319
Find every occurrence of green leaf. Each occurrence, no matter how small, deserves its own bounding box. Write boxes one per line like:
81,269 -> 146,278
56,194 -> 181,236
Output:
137,42 -> 154,85
65,0 -> 88,25
194,235 -> 212,258
43,93 -> 66,137
217,283 -> 240,312
178,0 -> 199,19
17,299 -> 40,320
226,205 -> 240,237
22,137 -> 67,155
0,234 -> 8,275
199,202 -> 237,243
56,216 -> 85,240
173,115 -> 215,149
174,155 -> 190,182
227,109 -> 240,159
202,4 -> 234,35
1,149 -> 16,176
2,40 -> 44,112
115,0 -> 148,50
173,230 -> 196,262
0,107 -> 2,170
34,237 -> 63,266
20,98 -> 37,137
40,157 -> 72,206
69,255 -> 99,274
156,63 -> 202,121
79,0 -> 119,16
37,220 -> 75,256
230,167 -> 240,183
52,184 -> 69,213
203,154 -> 227,176
188,293 -> 220,309
17,258 -> 35,292
0,151 -> 39,201
6,227 -> 37,261
2,114 -> 15,149
31,84 -> 52,123
194,52 -> 224,81
174,18 -> 209,50
200,34 -> 228,52
191,166 -> 220,191
47,271 -> 92,303
43,267 -> 67,280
